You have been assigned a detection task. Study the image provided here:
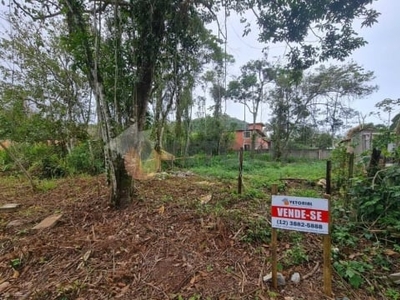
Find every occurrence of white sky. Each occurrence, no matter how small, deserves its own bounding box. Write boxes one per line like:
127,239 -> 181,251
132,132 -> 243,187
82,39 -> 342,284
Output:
1,1 -> 398,128
202,0 -> 400,127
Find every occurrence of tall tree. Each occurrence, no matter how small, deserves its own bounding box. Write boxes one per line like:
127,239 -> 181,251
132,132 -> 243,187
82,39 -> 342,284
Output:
13,0 -> 215,206
375,98 -> 400,128
14,0 -> 380,204
269,69 -> 308,160
227,56 -> 274,154
269,63 -> 376,160
150,23 -> 231,159
237,0 -> 379,69
0,17 -> 91,149
375,98 -> 400,158
308,63 -> 377,142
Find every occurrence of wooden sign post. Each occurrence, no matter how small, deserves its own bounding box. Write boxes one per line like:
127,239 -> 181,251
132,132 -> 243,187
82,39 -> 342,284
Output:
323,160 -> 332,296
270,164 -> 332,296
271,184 -> 278,289
238,147 -> 243,194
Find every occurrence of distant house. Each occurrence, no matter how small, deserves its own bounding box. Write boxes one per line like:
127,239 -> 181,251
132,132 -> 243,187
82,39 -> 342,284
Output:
232,123 -> 270,151
341,125 -> 396,156
350,128 -> 378,155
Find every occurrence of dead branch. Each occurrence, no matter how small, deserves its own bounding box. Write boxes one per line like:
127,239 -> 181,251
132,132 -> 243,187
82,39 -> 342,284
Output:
302,261 -> 320,280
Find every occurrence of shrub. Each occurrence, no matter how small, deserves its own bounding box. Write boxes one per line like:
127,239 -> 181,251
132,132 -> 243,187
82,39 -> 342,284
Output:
1,141 -> 104,178
23,144 -> 67,178
65,140 -> 104,175
349,165 -> 400,229
334,260 -> 373,288
330,144 -> 349,190
0,149 -> 13,171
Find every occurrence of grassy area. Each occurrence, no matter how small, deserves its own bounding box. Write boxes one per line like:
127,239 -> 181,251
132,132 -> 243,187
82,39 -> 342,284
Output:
186,152 -> 326,191
185,153 -> 329,246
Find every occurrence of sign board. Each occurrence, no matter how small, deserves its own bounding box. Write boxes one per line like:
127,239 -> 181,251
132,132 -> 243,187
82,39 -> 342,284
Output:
271,195 -> 329,234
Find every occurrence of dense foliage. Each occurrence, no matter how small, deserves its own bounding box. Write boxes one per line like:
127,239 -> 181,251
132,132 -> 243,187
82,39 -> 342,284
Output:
0,141 -> 104,178
1,0 -> 384,206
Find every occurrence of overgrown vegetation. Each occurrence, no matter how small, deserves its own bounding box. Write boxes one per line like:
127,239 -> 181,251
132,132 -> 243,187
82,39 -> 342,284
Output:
185,152 -> 400,296
0,141 -> 104,179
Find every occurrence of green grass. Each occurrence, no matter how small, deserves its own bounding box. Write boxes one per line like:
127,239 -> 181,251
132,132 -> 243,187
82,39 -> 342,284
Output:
187,153 -> 326,191
187,153 -> 327,245
37,179 -> 58,191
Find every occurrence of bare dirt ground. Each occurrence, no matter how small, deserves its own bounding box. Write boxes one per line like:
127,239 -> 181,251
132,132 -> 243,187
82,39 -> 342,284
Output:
0,173 -> 385,299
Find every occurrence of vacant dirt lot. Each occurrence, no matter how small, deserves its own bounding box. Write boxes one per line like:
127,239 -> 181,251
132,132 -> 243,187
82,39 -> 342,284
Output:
0,174 -> 378,299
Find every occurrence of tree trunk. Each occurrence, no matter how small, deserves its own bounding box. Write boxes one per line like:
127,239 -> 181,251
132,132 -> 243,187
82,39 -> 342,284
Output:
367,148 -> 381,178
92,76 -> 133,207
183,106 -> 193,158
251,113 -> 257,158
62,0 -> 133,207
273,139 -> 282,161
155,126 -> 164,172
110,151 -> 133,205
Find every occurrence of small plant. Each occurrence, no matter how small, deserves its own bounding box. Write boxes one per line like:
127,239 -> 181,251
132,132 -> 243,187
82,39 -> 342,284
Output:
224,265 -> 234,273
10,258 -> 22,269
333,260 -> 373,288
176,294 -> 202,300
161,194 -> 173,203
267,291 -> 279,298
55,280 -> 86,300
277,262 -> 283,272
37,179 -> 58,192
385,288 -> 400,300
373,252 -> 391,271
17,229 -> 28,236
284,244 -> 309,266
241,217 -> 271,244
332,224 -> 358,247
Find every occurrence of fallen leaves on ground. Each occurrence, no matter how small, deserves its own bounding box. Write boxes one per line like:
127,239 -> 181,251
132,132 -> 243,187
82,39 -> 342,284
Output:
0,174 -> 387,299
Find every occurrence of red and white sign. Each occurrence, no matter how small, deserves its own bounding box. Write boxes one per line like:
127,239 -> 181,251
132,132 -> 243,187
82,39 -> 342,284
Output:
271,195 -> 329,234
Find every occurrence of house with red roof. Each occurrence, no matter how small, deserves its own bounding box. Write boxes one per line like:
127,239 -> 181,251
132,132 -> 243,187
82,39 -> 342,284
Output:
232,123 -> 270,151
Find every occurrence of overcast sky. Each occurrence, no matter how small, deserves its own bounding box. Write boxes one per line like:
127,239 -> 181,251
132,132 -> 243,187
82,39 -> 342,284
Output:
205,0 -> 400,127
1,1 -> 398,129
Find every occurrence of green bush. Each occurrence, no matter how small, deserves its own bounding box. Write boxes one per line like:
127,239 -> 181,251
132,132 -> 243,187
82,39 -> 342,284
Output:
0,149 -> 13,171
0,141 -> 104,178
349,165 -> 400,229
0,143 -> 66,178
22,143 -> 67,178
334,260 -> 373,288
65,141 -> 104,175
330,145 -> 349,190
